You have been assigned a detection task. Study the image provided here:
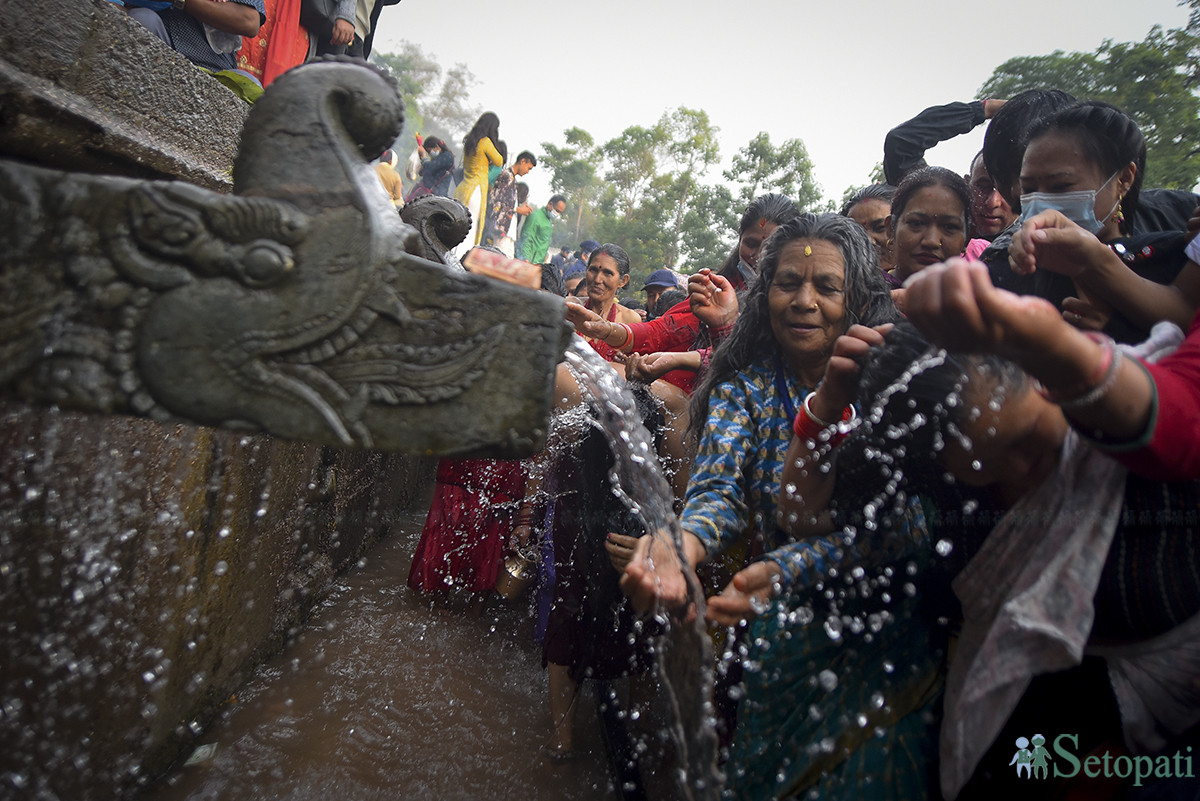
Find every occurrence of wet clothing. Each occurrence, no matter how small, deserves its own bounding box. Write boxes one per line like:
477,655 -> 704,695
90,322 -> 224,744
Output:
406,458 -> 525,593
683,355 -> 944,799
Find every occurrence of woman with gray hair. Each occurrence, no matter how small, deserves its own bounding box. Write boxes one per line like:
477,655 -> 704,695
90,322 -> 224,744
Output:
623,212 -> 905,798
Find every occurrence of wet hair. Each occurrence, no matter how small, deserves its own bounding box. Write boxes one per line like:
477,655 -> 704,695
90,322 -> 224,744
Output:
515,182 -> 529,203
589,243 -> 631,276
650,288 -> 686,320
424,137 -> 450,157
889,166 -> 974,238
495,140 -> 508,165
981,89 -> 1076,210
840,183 -> 897,217
690,213 -> 900,440
463,112 -> 500,158
621,297 -> 645,312
515,150 -> 537,167
1022,101 -> 1146,237
548,194 -> 567,207
717,193 -> 802,279
833,321 -> 1023,588
855,322 -> 1027,459
539,262 -> 565,296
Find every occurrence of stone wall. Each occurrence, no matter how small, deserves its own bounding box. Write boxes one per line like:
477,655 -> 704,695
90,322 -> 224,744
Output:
0,403 -> 433,799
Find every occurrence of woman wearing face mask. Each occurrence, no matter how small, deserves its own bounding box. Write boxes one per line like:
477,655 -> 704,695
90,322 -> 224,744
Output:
408,137 -> 455,200
1007,101 -> 1191,343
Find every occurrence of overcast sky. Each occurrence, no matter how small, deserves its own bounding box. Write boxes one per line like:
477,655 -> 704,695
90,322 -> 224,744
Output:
374,0 -> 1191,209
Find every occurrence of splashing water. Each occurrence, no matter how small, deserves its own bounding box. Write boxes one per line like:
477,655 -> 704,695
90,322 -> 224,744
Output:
561,339 -> 720,800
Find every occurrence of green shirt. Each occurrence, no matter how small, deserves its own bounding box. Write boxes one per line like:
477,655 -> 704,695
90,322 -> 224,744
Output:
516,207 -> 553,264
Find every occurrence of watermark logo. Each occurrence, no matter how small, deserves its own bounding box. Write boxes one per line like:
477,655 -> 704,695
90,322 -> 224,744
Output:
1009,733 -> 1194,788
1009,734 -> 1052,779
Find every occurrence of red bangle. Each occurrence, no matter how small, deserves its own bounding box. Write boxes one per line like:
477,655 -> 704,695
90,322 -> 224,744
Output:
616,323 -> 632,350
793,393 -> 856,446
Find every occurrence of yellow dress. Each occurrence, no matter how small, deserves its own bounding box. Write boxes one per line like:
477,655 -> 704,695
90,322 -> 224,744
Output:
454,136 -> 503,246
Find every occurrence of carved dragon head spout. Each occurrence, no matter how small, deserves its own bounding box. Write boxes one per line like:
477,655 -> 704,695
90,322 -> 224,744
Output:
0,59 -> 570,456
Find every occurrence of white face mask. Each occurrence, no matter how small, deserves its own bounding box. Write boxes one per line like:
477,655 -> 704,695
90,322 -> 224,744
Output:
548,208 -> 563,222
1019,170 -> 1120,234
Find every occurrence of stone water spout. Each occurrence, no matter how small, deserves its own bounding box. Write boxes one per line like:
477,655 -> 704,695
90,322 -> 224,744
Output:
0,59 -> 569,457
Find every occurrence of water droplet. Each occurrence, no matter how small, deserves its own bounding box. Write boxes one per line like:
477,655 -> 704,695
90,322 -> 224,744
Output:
213,561 -> 229,577
823,616 -> 843,641
218,526 -> 231,539
935,539 -> 954,556
817,669 -> 838,691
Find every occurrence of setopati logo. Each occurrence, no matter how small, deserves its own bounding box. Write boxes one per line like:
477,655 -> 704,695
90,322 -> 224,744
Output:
1009,733 -> 1195,787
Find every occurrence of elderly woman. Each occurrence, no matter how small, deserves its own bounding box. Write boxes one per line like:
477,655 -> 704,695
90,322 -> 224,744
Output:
623,213 -> 900,798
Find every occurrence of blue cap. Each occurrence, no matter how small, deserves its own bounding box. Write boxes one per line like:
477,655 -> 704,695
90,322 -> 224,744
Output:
563,263 -> 586,279
580,240 -> 600,253
643,269 -> 680,290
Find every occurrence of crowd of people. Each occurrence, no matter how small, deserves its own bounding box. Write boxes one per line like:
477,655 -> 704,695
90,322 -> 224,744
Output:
397,87 -> 1200,800
403,88 -> 1200,801
91,3 -> 1200,796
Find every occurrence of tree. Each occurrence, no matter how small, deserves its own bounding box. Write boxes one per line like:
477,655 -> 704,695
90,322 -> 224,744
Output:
370,42 -> 481,159
977,12 -> 1200,190
837,163 -> 888,213
657,108 -> 721,268
601,124 -> 667,222
541,127 -> 601,241
724,132 -> 823,211
677,183 -> 739,274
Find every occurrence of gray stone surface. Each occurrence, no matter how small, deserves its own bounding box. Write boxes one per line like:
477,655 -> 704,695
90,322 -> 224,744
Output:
0,58 -> 571,457
0,0 -> 249,191
0,402 -> 434,800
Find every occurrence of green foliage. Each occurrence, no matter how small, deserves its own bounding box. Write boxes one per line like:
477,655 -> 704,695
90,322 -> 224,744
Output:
370,43 -> 480,169
976,12 -> 1200,190
724,133 -> 823,211
541,127 -> 600,241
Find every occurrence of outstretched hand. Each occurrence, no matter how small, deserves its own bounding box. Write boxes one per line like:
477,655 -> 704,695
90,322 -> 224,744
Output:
564,301 -> 609,339
1008,210 -> 1112,278
619,532 -> 693,618
904,258 -> 1064,361
705,561 -> 783,627
688,269 -> 738,329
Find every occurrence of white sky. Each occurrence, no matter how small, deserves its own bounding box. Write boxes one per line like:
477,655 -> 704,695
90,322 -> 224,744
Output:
374,0 -> 1190,209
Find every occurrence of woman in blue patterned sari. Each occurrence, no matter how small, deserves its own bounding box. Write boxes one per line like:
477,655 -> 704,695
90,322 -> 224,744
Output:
625,213 -> 942,799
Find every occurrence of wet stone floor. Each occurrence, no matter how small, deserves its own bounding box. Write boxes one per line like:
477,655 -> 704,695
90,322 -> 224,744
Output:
143,509 -> 616,801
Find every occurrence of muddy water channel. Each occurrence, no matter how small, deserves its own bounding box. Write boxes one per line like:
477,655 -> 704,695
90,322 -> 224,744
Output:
144,507 -> 616,801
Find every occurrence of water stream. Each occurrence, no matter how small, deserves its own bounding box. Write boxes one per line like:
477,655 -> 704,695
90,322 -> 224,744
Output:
144,339 -> 718,800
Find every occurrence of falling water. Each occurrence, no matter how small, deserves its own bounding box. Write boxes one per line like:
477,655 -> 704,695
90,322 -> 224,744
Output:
561,339 -> 721,800
131,338 -> 721,801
